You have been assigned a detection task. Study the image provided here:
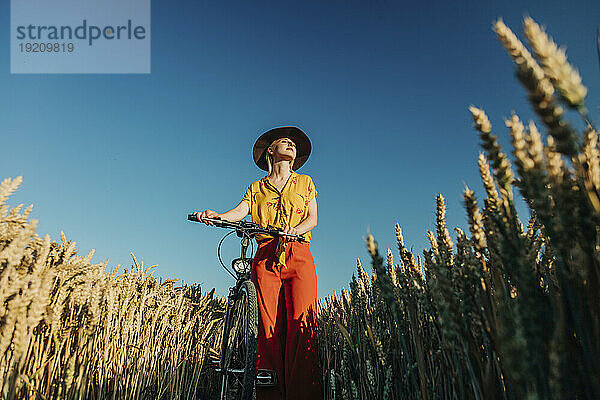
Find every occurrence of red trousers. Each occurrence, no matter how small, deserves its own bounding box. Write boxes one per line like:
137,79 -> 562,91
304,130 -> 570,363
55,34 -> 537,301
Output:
251,239 -> 323,400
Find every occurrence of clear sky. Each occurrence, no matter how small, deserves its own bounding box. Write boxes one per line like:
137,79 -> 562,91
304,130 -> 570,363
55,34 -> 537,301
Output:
2,0 -> 599,296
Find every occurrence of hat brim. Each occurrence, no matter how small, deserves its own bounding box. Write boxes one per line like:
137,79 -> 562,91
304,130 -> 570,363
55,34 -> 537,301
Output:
253,126 -> 311,171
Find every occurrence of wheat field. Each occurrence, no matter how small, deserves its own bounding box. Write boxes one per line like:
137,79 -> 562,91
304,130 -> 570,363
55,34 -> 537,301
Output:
1,17 -> 599,399
318,17 -> 599,400
0,175 -> 227,399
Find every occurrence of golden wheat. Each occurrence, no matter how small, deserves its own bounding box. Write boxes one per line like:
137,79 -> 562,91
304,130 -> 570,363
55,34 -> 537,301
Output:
318,16 -> 599,400
0,178 -> 226,399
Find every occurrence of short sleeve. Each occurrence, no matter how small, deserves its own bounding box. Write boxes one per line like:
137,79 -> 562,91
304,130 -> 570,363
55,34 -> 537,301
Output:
307,176 -> 317,203
241,185 -> 252,208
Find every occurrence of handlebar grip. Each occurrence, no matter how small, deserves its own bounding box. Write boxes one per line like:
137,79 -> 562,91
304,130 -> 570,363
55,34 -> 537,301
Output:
187,213 -> 198,222
188,213 -> 223,223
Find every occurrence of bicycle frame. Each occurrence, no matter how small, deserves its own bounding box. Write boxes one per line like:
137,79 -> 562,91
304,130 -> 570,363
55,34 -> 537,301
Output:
188,214 -> 289,398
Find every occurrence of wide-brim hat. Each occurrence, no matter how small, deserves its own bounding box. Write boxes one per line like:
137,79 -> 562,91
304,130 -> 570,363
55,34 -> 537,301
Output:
253,126 -> 311,171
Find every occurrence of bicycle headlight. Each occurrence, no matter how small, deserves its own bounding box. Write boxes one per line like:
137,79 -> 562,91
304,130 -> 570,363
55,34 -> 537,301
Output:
232,258 -> 252,274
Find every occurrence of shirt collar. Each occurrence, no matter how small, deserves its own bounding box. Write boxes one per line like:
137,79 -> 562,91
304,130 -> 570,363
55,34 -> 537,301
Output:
261,171 -> 297,182
261,171 -> 297,191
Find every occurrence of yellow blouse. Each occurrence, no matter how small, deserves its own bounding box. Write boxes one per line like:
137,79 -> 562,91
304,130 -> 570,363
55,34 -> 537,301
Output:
241,171 -> 317,268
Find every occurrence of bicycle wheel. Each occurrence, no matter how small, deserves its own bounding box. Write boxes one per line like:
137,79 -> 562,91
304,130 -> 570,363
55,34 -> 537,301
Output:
221,280 -> 258,400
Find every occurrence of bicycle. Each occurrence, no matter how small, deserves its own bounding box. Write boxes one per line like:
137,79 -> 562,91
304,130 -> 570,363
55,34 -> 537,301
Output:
187,214 -> 306,400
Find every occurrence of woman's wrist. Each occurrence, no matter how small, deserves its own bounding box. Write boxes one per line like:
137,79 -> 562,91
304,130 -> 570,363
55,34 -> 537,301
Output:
294,221 -> 315,236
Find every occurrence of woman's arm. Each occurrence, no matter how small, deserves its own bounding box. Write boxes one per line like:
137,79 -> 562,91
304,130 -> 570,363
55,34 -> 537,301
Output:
219,201 -> 250,222
196,201 -> 249,225
290,197 -> 317,236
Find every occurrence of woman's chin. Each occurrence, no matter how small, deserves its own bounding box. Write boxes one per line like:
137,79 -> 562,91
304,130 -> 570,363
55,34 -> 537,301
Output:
276,154 -> 295,162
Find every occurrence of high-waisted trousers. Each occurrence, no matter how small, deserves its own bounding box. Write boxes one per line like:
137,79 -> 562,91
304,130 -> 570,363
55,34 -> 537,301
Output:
250,238 -> 323,400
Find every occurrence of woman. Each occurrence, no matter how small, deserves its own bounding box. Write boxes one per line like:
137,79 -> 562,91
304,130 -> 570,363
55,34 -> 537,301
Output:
195,126 -> 322,400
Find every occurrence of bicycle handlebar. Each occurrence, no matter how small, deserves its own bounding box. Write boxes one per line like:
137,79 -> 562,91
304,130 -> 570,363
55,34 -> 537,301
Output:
187,213 -> 306,243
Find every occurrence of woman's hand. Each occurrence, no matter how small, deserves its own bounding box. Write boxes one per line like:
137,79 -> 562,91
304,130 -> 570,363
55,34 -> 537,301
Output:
282,225 -> 300,242
194,210 -> 221,226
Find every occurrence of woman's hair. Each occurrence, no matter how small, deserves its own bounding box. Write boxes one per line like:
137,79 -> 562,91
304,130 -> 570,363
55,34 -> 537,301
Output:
266,138 -> 295,174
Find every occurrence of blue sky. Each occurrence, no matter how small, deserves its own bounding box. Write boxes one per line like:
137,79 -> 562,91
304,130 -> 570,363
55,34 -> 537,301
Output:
2,0 -> 599,296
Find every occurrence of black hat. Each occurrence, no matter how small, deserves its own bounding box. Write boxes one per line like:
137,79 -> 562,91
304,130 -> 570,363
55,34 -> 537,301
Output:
253,126 -> 311,171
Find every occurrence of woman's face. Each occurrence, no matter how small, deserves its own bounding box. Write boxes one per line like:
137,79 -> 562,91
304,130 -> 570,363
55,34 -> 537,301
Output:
269,137 -> 297,161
